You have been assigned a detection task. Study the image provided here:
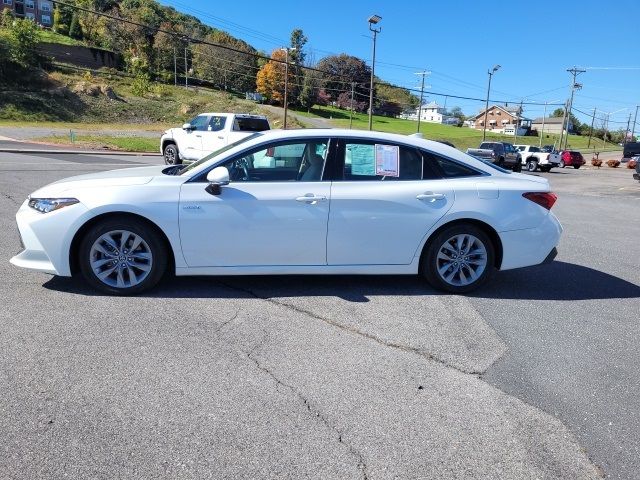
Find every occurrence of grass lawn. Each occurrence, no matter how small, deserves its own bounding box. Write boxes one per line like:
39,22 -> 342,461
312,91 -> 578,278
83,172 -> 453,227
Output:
34,135 -> 157,153
38,30 -> 86,47
0,120 -> 171,132
295,106 -> 621,153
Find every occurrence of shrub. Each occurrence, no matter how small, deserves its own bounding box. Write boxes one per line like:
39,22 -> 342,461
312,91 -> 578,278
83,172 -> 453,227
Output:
131,73 -> 151,97
627,159 -> 637,169
606,159 -> 620,168
591,158 -> 602,168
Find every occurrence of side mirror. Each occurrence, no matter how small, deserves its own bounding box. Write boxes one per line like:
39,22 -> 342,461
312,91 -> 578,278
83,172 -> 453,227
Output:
205,166 -> 230,196
182,123 -> 193,130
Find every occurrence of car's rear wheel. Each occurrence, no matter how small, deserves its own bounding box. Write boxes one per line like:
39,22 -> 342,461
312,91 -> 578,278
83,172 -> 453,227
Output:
526,159 -> 538,172
163,143 -> 181,165
421,224 -> 496,293
79,219 -> 167,295
573,165 -> 581,169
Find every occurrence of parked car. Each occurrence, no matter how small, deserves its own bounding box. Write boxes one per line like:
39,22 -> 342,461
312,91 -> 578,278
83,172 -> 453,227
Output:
466,142 -> 522,171
540,145 -> 557,153
11,129 -> 562,295
514,144 -> 561,172
633,155 -> 640,183
559,150 -> 586,169
161,113 -> 270,165
623,142 -> 640,159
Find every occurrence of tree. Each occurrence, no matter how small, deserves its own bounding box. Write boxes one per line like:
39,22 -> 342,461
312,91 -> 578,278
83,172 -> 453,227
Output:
316,54 -> 371,104
256,49 -> 292,104
68,13 -> 83,40
375,82 -> 418,111
7,17 -> 41,67
298,69 -> 320,111
193,30 -> 258,93
53,3 -> 74,36
336,91 -> 366,112
287,28 -> 307,104
448,106 -> 465,120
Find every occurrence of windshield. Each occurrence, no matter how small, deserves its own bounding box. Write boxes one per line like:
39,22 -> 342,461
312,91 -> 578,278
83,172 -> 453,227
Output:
179,132 -> 264,175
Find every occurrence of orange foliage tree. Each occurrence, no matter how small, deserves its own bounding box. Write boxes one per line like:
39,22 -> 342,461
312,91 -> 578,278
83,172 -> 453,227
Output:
256,49 -> 294,105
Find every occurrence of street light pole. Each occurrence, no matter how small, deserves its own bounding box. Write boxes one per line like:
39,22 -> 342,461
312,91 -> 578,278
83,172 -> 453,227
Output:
482,65 -> 500,141
367,15 -> 381,131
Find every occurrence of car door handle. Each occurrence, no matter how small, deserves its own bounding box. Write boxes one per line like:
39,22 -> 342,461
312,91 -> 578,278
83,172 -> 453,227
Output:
195,134 -> 202,138
217,135 -> 224,139
295,195 -> 327,204
416,192 -> 446,202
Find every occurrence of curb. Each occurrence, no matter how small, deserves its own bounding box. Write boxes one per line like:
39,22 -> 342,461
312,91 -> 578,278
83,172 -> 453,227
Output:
0,148 -> 161,156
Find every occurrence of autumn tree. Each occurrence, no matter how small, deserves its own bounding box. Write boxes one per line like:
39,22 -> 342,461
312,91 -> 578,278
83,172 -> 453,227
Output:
256,49 -> 293,105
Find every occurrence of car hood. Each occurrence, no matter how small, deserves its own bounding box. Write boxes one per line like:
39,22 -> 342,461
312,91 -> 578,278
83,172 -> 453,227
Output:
31,165 -> 166,197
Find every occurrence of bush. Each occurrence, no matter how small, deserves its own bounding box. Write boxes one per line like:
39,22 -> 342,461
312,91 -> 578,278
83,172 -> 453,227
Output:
591,158 -> 602,168
606,159 -> 620,168
627,159 -> 637,169
131,74 -> 151,96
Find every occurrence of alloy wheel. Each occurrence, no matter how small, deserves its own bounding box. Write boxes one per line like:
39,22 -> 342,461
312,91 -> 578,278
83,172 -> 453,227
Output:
435,234 -> 487,287
89,230 -> 153,288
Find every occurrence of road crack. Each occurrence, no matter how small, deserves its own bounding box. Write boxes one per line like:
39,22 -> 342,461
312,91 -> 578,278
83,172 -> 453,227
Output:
219,281 -> 481,375
243,337 -> 368,480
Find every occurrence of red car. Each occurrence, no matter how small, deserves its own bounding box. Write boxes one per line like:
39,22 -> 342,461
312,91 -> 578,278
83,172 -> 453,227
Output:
560,150 -> 585,169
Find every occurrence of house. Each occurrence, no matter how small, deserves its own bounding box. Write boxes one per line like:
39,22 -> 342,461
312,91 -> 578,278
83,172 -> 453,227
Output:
399,101 -> 454,124
1,0 -> 53,26
469,104 -> 531,135
531,117 -> 574,135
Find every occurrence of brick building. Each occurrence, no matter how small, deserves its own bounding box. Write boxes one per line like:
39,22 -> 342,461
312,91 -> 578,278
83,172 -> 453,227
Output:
1,0 -> 53,27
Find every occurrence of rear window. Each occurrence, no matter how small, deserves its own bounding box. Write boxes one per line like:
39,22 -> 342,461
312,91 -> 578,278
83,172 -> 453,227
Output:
234,117 -> 270,132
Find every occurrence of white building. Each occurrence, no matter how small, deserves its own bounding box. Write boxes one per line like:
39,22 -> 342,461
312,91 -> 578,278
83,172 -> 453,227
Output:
400,102 -> 450,124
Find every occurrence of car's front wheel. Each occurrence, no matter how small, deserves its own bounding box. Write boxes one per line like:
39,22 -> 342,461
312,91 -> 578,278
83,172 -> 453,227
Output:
163,143 -> 181,165
573,165 -> 581,169
78,218 -> 168,295
421,224 -> 495,293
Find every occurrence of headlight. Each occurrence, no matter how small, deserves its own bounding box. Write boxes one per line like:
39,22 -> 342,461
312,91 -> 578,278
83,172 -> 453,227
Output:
28,197 -> 79,214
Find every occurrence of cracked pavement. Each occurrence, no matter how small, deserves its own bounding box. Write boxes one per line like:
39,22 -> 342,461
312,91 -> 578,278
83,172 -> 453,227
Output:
2,150 -> 634,479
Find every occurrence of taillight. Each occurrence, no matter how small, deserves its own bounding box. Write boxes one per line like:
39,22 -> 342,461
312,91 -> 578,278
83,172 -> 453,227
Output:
523,192 -> 557,210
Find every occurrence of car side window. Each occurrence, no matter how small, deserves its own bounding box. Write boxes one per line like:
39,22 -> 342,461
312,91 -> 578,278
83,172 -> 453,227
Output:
208,116 -> 226,132
188,115 -> 210,131
423,150 -> 483,178
342,141 -> 423,181
218,139 -> 329,182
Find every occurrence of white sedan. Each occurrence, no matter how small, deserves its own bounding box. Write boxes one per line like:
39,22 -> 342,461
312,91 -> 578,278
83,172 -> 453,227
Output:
11,129 -> 562,295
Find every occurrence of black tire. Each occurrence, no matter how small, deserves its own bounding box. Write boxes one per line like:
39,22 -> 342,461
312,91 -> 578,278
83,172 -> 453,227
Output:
540,166 -> 551,173
163,143 -> 181,165
513,160 -> 522,172
559,159 -> 565,168
526,159 -> 538,172
573,165 -> 581,169
421,223 -> 496,294
497,157 -> 505,167
78,218 -> 168,295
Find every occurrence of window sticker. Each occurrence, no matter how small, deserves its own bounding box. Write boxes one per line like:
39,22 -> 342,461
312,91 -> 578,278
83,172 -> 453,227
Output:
349,144 -> 376,176
375,144 -> 400,177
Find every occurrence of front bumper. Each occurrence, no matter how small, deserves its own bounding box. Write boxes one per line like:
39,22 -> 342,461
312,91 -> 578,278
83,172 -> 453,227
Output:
498,211 -> 563,271
10,199 -> 89,276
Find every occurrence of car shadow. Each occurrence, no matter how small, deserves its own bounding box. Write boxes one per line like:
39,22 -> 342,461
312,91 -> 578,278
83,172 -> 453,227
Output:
42,261 -> 639,302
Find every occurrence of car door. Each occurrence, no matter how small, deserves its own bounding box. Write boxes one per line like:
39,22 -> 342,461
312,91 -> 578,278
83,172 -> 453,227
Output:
179,138 -> 332,267
199,115 -> 228,156
327,140 -> 455,265
181,115 -> 209,160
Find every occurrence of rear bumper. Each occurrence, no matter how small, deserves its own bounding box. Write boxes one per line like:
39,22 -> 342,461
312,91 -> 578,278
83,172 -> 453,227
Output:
498,212 -> 563,271
633,173 -> 640,181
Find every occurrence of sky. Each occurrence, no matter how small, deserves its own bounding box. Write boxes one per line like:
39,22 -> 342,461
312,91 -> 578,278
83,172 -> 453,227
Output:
158,0 -> 640,130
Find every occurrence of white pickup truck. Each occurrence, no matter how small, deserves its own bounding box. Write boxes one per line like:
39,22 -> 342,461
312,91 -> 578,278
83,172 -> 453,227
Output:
161,113 -> 271,164
514,145 -> 561,172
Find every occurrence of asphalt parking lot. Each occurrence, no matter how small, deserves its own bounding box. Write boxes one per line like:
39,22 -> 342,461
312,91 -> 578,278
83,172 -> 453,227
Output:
1,151 -> 638,479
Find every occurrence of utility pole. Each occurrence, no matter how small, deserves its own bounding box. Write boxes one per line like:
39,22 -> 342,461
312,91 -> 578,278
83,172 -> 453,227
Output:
560,67 -> 586,151
602,113 -> 609,149
587,107 -> 596,149
280,47 -> 296,129
632,105 -> 639,142
483,65 -> 501,141
514,100 -> 523,144
349,82 -> 355,129
184,46 -> 188,89
622,113 -> 632,151
414,71 -> 429,134
173,47 -> 177,86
